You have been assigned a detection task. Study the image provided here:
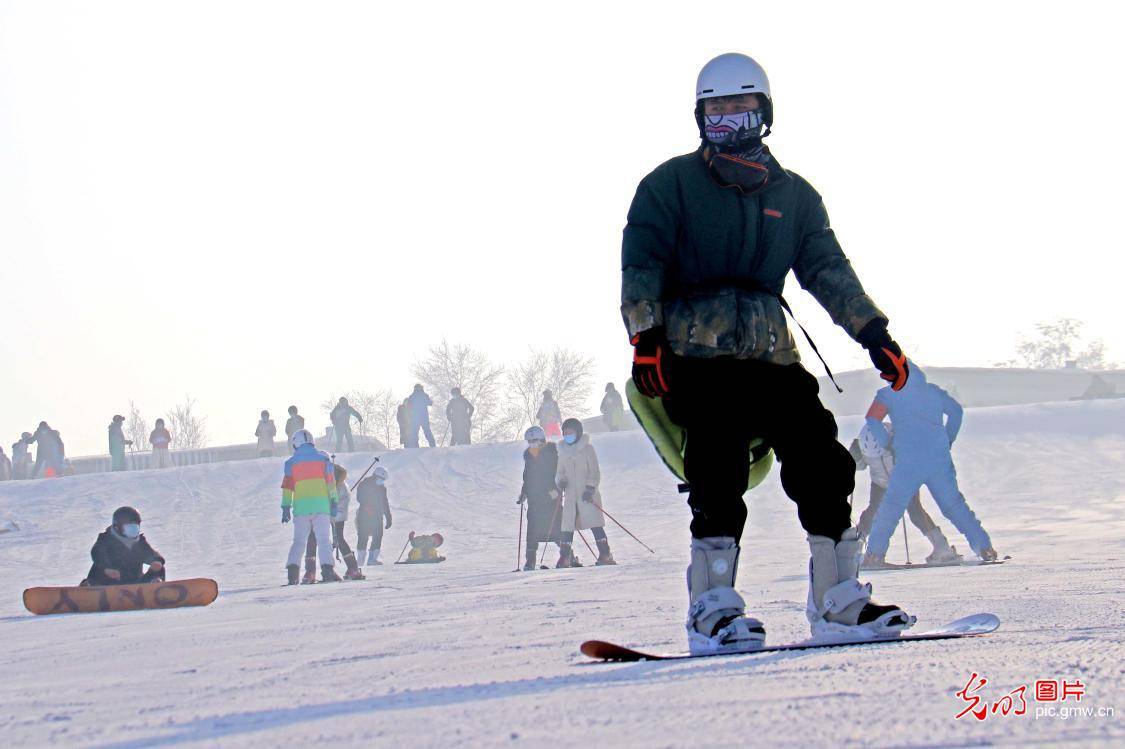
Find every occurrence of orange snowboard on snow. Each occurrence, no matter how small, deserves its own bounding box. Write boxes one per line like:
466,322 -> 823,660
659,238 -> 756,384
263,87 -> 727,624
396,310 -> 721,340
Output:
23,578 -> 219,616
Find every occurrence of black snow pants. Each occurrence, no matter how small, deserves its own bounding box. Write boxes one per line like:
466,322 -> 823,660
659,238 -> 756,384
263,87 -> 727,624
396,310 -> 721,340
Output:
663,356 -> 855,543
355,515 -> 384,555
306,521 -> 353,571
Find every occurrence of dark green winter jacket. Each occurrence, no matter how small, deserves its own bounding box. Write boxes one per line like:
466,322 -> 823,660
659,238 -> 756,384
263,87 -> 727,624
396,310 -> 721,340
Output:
621,148 -> 886,364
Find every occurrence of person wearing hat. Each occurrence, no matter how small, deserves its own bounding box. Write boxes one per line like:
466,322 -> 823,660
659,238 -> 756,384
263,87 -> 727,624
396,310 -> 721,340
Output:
81,506 -> 165,586
621,52 -> 912,652
517,426 -> 563,570
255,410 -> 277,458
446,387 -> 475,446
108,415 -> 133,472
555,418 -> 615,567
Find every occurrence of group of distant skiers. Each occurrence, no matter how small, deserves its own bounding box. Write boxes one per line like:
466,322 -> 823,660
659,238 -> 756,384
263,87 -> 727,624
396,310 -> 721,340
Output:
1,422 -> 69,480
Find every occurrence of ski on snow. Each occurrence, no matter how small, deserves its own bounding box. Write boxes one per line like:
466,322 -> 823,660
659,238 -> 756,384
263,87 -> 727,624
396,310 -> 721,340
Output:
580,613 -> 999,662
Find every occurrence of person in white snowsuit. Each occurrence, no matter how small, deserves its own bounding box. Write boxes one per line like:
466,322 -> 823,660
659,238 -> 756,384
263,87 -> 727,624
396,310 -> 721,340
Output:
150,419 -> 173,469
446,387 -> 475,445
852,422 -> 959,564
555,418 -> 615,567
863,362 -> 996,564
255,410 -> 277,457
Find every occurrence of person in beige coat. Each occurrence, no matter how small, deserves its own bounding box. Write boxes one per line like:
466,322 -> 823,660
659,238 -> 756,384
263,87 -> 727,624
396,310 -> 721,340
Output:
555,418 -> 615,567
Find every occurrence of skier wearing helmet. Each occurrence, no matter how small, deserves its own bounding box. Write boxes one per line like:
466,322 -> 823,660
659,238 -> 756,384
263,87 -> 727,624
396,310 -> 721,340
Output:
517,425 -> 562,570
354,465 -> 393,565
281,429 -> 341,584
81,506 -> 166,586
621,52 -> 913,653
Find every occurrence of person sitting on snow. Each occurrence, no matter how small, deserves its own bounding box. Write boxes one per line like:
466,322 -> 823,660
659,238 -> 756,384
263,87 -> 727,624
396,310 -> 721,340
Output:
81,506 -> 166,586
861,362 -> 998,566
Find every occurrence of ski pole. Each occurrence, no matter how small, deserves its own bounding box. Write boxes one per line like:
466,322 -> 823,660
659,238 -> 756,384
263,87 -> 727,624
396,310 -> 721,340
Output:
394,535 -> 411,564
515,500 -> 525,572
595,506 -> 655,555
539,494 -> 564,568
348,455 -> 381,492
575,529 -> 597,560
901,518 -> 911,565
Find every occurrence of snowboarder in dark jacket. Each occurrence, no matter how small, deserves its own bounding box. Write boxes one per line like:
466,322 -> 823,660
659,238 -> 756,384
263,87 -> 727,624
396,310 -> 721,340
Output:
446,387 -> 475,445
81,506 -> 166,586
622,53 -> 913,653
517,426 -> 562,570
330,398 -> 363,452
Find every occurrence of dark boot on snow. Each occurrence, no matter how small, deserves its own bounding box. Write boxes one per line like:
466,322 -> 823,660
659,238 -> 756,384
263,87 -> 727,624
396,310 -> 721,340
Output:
286,564 -> 300,585
301,558 -> 317,584
321,564 -> 342,583
556,543 -> 573,569
595,538 -> 617,566
343,553 -> 365,580
524,546 -> 538,571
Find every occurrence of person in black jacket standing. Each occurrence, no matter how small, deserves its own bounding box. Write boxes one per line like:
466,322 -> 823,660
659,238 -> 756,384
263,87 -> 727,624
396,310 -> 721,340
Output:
517,426 -> 561,571
622,52 -> 914,654
81,507 -> 165,586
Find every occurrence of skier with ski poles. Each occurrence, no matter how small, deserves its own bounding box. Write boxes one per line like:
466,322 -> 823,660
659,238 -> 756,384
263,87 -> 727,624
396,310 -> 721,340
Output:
516,426 -> 561,570
354,465 -> 393,566
861,362 -> 998,566
622,52 -> 913,654
555,419 -> 615,567
851,421 -> 960,565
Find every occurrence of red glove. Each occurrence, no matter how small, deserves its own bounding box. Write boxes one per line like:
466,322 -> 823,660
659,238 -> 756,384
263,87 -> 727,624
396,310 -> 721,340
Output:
631,327 -> 672,398
858,320 -> 909,391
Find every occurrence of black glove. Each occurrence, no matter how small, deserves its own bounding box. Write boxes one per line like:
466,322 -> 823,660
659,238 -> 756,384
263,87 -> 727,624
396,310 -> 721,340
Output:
558,478 -> 568,491
631,327 -> 672,398
281,506 -> 291,523
581,486 -> 596,503
516,493 -> 527,505
329,501 -> 338,519
857,320 -> 909,391
385,517 -> 392,530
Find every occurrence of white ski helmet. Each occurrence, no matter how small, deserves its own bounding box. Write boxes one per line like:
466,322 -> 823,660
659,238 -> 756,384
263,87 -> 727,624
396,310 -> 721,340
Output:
372,466 -> 389,481
695,53 -> 773,127
524,425 -> 546,443
290,429 -> 315,450
858,423 -> 892,458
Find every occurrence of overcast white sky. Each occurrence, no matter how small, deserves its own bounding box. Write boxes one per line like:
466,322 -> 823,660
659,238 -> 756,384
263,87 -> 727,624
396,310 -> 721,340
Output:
2,1 -> 1122,455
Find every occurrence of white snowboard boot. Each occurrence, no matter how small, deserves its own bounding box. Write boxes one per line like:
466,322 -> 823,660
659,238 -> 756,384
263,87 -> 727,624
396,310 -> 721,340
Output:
924,528 -> 962,564
686,537 -> 766,655
807,528 -> 916,638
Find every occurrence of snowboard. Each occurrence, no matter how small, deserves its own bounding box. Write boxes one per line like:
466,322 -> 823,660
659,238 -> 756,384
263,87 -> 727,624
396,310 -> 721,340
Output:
580,613 -> 999,662
23,578 -> 218,616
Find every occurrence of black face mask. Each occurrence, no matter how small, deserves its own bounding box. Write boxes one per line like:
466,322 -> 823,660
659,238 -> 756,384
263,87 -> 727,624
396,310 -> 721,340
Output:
706,149 -> 769,195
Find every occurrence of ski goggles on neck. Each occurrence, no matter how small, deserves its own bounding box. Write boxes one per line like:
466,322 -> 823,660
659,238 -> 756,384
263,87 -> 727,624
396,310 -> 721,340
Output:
706,151 -> 769,195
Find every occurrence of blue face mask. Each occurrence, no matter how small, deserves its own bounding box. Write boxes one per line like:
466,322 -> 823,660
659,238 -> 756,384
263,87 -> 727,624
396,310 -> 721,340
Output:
121,523 -> 141,539
375,479 -> 385,486
563,434 -> 578,445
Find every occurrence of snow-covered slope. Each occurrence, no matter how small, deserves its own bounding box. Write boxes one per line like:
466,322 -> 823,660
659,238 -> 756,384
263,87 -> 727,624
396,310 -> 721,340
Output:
1,401 -> 1123,747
